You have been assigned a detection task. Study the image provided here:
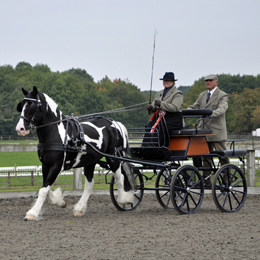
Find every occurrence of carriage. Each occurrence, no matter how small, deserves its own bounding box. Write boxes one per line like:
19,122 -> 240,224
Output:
16,87 -> 247,220
108,109 -> 247,214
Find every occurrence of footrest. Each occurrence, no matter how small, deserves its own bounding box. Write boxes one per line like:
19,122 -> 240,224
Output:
211,150 -> 247,157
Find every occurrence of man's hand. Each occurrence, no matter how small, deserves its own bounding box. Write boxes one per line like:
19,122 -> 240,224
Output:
147,104 -> 157,113
147,104 -> 153,111
155,100 -> 161,106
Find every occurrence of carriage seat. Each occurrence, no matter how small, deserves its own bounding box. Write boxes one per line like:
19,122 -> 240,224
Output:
170,109 -> 214,136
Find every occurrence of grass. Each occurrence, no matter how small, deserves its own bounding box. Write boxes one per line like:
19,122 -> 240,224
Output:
0,152 -> 41,167
0,174 -> 112,192
0,139 -> 38,144
0,171 -> 156,193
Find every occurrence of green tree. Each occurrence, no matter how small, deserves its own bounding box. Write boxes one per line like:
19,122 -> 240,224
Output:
231,88 -> 260,133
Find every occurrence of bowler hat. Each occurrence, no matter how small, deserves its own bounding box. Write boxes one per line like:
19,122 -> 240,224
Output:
204,74 -> 218,81
160,72 -> 178,81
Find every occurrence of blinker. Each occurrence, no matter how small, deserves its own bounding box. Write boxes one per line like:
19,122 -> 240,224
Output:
17,101 -> 24,112
30,102 -> 37,113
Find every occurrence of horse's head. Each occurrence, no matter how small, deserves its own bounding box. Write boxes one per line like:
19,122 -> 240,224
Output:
16,86 -> 44,136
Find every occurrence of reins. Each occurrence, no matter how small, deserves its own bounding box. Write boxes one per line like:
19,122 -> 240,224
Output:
25,101 -> 148,130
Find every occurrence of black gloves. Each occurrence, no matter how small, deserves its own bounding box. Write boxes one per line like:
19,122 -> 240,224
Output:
147,104 -> 156,113
155,100 -> 161,106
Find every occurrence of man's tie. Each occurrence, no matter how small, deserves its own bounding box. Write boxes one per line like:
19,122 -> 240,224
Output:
206,92 -> 211,103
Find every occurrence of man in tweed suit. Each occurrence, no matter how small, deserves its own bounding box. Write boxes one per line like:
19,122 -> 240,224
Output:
145,72 -> 183,147
188,74 -> 229,185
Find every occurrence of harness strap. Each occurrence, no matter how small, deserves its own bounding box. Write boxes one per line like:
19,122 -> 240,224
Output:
37,143 -> 87,153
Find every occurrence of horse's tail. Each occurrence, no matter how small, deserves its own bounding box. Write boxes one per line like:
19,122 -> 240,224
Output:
121,162 -> 136,191
115,121 -> 136,191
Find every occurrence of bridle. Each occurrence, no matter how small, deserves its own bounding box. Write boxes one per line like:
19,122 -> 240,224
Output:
18,95 -> 42,130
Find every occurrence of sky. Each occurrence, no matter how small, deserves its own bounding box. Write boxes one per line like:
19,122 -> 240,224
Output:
1,0 -> 260,91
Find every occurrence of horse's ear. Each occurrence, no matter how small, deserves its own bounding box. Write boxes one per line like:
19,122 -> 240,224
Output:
22,88 -> 28,96
33,86 -> 38,92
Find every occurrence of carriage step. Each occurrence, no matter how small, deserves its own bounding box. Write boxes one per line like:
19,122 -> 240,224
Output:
211,150 -> 247,157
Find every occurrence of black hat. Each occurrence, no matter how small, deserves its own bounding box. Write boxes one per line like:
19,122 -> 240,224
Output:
160,72 -> 178,81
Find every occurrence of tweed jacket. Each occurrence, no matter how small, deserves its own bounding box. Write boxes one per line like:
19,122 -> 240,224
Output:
188,87 -> 228,141
151,86 -> 183,112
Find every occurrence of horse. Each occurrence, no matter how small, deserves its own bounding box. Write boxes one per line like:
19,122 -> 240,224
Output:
15,86 -> 135,220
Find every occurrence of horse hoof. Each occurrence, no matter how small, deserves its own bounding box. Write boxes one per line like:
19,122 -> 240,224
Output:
24,214 -> 36,221
61,200 -> 66,208
73,211 -> 83,217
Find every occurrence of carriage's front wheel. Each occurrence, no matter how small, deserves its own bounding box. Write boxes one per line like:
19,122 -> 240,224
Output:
155,169 -> 174,209
212,164 -> 247,213
170,165 -> 204,214
110,169 -> 144,211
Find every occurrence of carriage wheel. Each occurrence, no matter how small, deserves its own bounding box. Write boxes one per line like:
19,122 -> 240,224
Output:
110,169 -> 144,211
212,164 -> 247,213
155,169 -> 174,209
170,165 -> 204,214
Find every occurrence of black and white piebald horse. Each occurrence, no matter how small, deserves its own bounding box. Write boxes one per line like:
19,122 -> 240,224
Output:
15,86 -> 135,220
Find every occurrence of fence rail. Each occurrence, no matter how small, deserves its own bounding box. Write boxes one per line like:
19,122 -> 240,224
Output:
0,167 -> 111,192
0,159 -> 260,192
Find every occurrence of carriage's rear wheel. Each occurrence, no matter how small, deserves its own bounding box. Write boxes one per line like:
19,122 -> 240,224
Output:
110,169 -> 144,211
212,164 -> 247,213
170,165 -> 204,214
155,169 -> 174,209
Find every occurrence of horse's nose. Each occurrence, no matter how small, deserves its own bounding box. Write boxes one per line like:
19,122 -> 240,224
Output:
16,122 -> 30,136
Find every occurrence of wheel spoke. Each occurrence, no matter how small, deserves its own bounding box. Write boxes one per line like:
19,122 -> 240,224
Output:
179,193 -> 188,210
228,193 -> 233,211
231,190 -> 243,204
155,169 -> 174,209
188,193 -> 198,207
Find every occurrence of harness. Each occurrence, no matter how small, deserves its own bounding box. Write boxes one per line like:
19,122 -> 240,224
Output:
18,92 -> 147,161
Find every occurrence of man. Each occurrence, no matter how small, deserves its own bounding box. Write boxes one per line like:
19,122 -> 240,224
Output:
188,74 -> 229,185
145,72 -> 183,147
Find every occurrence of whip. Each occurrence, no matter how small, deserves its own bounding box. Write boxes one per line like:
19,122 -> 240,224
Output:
149,29 -> 158,105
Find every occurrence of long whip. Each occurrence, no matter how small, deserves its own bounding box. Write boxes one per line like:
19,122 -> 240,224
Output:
149,29 -> 158,105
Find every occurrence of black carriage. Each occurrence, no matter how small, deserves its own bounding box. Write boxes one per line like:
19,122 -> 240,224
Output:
108,109 -> 247,214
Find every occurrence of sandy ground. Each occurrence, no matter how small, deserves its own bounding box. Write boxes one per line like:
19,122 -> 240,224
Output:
0,193 -> 260,260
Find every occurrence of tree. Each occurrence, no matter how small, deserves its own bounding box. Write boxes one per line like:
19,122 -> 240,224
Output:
231,88 -> 260,133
